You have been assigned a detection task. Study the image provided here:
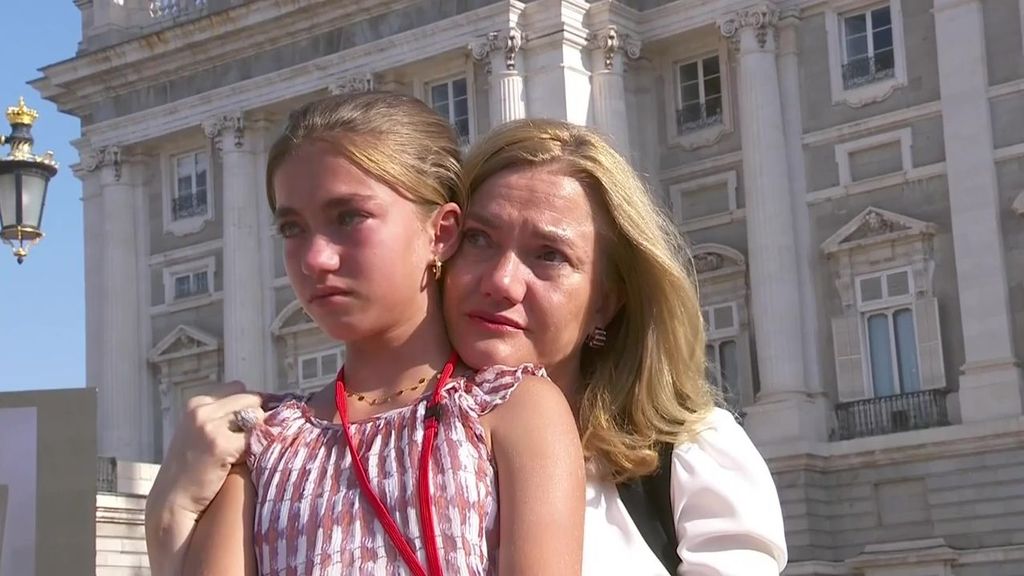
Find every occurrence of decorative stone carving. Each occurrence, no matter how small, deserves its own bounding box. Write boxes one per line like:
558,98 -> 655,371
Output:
692,244 -> 747,276
588,26 -> 642,70
148,324 -> 221,363
693,252 -> 725,273
328,73 -> 375,95
821,206 -> 936,256
202,112 -> 245,150
470,28 -> 525,74
1013,191 -> 1024,217
82,145 -> 122,181
719,4 -> 780,50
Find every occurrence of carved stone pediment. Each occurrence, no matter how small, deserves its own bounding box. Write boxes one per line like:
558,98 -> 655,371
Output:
148,325 -> 220,363
821,207 -> 936,255
271,300 -> 317,336
692,244 -> 746,275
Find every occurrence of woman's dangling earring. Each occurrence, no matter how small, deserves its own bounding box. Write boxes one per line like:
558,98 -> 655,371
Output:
585,326 -> 607,349
431,256 -> 443,281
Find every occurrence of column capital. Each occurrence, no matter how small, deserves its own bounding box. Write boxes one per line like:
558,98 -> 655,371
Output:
81,144 -> 124,180
328,72 -> 375,95
587,26 -> 642,70
719,4 -> 780,50
202,111 -> 246,151
470,28 -> 525,74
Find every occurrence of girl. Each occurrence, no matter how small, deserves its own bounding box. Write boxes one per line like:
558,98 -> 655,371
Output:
146,94 -> 585,575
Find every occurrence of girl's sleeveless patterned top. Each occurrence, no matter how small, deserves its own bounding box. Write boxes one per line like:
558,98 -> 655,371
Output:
246,364 -> 543,576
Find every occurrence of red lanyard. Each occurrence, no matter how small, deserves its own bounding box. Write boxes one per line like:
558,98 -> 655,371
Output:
334,352 -> 458,576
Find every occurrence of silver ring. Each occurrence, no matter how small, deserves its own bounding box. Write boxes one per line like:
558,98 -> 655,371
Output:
231,408 -> 261,432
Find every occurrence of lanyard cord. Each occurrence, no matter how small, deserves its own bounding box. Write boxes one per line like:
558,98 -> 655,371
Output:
334,352 -> 458,576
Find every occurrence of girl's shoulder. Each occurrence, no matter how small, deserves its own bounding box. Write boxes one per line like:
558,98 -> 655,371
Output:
446,363 -> 549,417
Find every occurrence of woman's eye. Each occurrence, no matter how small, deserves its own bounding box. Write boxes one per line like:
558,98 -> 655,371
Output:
277,222 -> 303,238
463,229 -> 490,247
539,249 -> 568,264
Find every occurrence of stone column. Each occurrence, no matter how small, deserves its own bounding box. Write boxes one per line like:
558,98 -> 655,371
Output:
933,0 -> 1024,421
203,113 -> 268,391
471,28 -> 527,125
85,146 -> 146,460
719,5 -> 826,444
587,26 -> 640,156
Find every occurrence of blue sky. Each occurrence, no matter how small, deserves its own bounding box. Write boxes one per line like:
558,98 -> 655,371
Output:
0,0 -> 85,392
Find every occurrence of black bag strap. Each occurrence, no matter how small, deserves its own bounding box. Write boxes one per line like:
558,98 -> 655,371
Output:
616,443 -> 681,574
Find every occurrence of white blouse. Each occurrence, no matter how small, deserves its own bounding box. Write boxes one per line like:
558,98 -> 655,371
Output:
582,408 -> 788,576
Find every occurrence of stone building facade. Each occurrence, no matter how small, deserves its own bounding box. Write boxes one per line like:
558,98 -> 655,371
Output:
36,0 -> 1024,574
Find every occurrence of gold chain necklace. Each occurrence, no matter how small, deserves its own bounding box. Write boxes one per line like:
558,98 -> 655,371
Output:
346,373 -> 438,407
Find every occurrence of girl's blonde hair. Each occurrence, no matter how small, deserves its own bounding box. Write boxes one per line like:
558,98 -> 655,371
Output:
462,119 -> 715,482
265,92 -> 464,212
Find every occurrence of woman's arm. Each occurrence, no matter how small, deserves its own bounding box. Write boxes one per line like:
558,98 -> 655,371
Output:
487,374 -> 586,576
180,465 -> 258,576
671,409 -> 788,575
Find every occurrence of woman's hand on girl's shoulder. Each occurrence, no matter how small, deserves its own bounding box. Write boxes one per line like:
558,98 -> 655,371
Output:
488,374 -> 585,576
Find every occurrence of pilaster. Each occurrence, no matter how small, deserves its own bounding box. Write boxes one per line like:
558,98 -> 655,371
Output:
933,0 -> 1024,421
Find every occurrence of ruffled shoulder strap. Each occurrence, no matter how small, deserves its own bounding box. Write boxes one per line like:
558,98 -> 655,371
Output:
246,392 -> 312,470
457,363 -> 547,416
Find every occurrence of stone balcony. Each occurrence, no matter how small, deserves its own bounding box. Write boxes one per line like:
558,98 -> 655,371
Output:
79,0 -> 250,53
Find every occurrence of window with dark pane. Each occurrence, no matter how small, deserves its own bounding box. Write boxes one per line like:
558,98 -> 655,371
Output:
429,77 -> 471,144
841,5 -> 895,88
172,151 -> 209,221
676,56 -> 723,134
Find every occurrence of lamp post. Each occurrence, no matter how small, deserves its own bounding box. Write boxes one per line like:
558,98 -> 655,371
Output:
0,97 -> 58,264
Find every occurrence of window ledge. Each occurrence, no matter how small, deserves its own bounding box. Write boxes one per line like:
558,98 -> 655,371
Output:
833,76 -> 904,108
150,291 -> 222,316
679,208 -> 746,233
671,122 -> 730,151
166,213 -> 211,237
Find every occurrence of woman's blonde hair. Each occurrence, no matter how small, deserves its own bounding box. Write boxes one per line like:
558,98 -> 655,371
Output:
462,119 -> 715,482
265,92 -> 464,212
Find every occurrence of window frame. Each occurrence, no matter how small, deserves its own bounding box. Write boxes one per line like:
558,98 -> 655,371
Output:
163,146 -> 215,237
824,0 -> 907,108
425,75 -> 474,147
662,42 -> 733,150
675,55 -> 724,134
862,305 -> 921,397
854,266 -> 914,312
855,267 -> 921,397
162,256 -> 216,305
297,347 -> 344,390
839,5 -> 895,89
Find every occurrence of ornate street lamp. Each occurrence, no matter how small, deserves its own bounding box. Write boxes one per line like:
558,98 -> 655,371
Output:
0,97 -> 58,264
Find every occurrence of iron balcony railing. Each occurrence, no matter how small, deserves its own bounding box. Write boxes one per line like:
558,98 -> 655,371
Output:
834,389 -> 950,441
97,457 -> 117,492
172,190 -> 208,221
676,102 -> 723,134
842,54 -> 896,89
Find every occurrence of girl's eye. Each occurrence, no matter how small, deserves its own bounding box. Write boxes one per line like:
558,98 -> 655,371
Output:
337,211 -> 368,227
277,221 -> 303,238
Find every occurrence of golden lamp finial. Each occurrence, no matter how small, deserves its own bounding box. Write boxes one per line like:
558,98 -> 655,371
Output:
7,97 -> 39,127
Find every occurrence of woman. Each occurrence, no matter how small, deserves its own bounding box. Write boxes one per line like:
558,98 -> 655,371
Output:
445,119 -> 786,574
148,116 -> 787,575
145,93 -> 586,575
